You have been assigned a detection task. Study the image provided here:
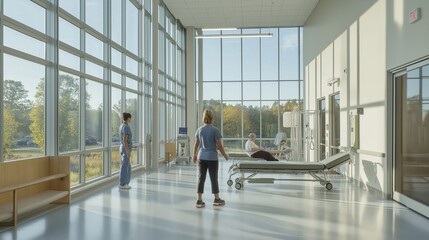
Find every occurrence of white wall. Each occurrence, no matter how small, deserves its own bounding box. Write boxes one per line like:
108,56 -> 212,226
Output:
304,0 -> 389,193
304,0 -> 378,66
387,1 -> 429,69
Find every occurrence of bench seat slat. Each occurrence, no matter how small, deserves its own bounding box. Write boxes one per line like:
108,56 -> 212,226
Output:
0,190 -> 69,222
0,173 -> 67,194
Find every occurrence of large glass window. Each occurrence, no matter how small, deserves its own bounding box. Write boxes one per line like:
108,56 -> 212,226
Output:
203,38 -> 221,81
59,18 -> 80,49
155,3 -> 186,162
70,155 -> 81,186
1,0 -> 185,189
3,54 -> 45,159
223,102 -> 242,138
280,28 -> 299,80
59,50 -> 80,71
111,0 -> 122,45
126,56 -> 139,76
200,27 -> 303,151
243,101 -> 261,148
243,29 -> 261,81
59,0 -> 80,19
222,34 -> 241,81
85,33 -> 103,60
4,0 -> 46,33
261,29 -> 278,81
126,0 -> 139,54
3,26 -> 45,59
85,60 -> 104,79
85,80 -> 103,149
111,87 -> 122,172
85,0 -> 104,33
223,82 -> 242,101
85,152 -> 103,182
58,72 -> 80,153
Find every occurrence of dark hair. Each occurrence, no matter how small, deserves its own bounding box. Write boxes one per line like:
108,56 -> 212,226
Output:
122,112 -> 132,121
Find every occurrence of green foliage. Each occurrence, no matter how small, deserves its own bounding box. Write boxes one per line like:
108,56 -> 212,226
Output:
111,101 -> 122,139
243,105 -> 260,135
70,172 -> 79,186
3,80 -> 32,138
27,74 -> 87,153
202,99 -> 301,139
58,74 -> 81,152
223,104 -> 242,138
2,108 -> 19,157
85,153 -> 103,181
111,151 -> 121,172
29,80 -> 45,150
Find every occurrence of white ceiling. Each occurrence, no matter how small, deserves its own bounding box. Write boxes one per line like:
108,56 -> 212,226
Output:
162,0 -> 319,29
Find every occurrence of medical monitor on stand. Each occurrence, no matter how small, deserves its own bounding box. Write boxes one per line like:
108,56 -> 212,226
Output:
178,127 -> 187,135
176,127 -> 190,164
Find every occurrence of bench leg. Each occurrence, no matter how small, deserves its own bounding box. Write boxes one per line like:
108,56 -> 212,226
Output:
13,190 -> 17,226
0,190 -> 17,226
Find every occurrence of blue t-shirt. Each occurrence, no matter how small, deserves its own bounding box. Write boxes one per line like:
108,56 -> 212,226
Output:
119,123 -> 132,154
195,124 -> 222,161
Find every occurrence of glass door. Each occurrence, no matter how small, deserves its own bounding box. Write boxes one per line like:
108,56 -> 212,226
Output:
393,62 -> 429,217
330,93 -> 341,156
318,98 -> 326,160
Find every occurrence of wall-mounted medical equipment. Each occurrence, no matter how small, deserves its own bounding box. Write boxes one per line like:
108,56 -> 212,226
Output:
350,109 -> 362,150
284,110 -> 318,162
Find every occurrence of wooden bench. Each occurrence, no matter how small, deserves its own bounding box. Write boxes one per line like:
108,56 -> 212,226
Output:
0,156 -> 70,226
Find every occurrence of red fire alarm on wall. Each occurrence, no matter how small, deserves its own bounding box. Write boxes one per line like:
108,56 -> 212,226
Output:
409,8 -> 421,24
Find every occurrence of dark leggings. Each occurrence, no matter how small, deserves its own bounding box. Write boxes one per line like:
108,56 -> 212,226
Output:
251,150 -> 279,161
197,160 -> 219,194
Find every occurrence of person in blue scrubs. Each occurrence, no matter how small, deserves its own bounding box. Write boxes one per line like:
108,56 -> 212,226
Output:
119,112 -> 132,190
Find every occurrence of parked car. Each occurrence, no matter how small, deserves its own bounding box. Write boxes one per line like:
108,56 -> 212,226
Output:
112,136 -> 120,143
16,137 -> 29,146
16,135 -> 38,147
85,136 -> 98,145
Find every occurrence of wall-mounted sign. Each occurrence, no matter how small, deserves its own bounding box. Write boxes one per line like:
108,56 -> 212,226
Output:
409,8 -> 421,24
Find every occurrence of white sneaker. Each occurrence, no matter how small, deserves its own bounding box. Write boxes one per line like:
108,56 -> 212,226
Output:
119,184 -> 131,190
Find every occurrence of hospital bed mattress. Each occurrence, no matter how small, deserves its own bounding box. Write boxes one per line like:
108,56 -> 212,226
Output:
236,161 -> 325,170
236,152 -> 350,170
228,152 -> 351,190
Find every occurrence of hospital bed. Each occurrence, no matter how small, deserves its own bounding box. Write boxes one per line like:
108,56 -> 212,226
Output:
227,152 -> 351,190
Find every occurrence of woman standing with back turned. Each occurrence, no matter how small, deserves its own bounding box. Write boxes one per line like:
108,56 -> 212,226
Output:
193,109 -> 229,208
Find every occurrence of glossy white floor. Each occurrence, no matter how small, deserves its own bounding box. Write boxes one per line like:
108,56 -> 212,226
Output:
1,161 -> 429,240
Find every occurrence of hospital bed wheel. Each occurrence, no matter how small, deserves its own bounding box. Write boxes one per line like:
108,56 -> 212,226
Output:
325,182 -> 333,190
227,179 -> 233,186
235,182 -> 242,190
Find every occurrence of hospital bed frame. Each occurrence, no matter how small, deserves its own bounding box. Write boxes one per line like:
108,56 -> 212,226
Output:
227,152 -> 351,190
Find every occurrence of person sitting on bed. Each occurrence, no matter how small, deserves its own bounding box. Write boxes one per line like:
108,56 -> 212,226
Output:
245,133 -> 279,161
